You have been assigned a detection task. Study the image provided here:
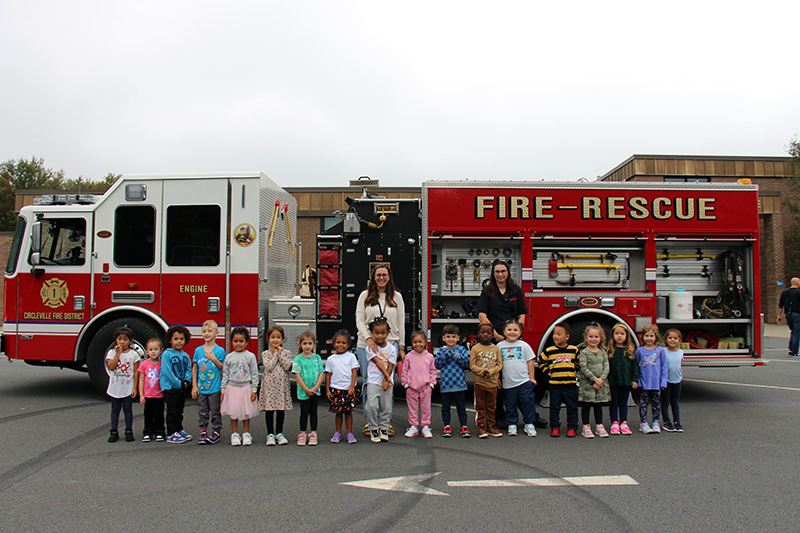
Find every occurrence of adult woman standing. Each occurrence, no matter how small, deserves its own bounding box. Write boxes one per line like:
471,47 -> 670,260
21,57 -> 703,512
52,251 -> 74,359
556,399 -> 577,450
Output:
355,263 -> 406,435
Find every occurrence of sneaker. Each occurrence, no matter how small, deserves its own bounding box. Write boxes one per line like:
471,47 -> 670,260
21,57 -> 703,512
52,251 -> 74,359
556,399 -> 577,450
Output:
609,421 -> 620,435
297,431 -> 308,446
595,424 -> 609,438
675,423 -> 684,432
308,432 -> 318,446
405,426 -> 419,438
363,423 -> 370,437
461,426 -> 471,438
582,425 -> 595,439
370,430 -> 381,443
639,422 -> 652,434
524,424 -> 537,437
108,430 -> 119,443
198,428 -> 207,445
167,432 -> 188,444
155,434 -> 166,442
275,433 -> 289,445
620,421 -> 632,435
142,434 -> 152,442
478,428 -> 488,439
566,428 -> 577,438
230,432 -> 241,446
379,429 -> 389,442
206,431 -> 220,444
124,430 -> 135,442
422,426 -> 433,439
242,432 -> 253,446
388,424 -> 395,437
442,425 -> 453,438
487,426 -> 503,438
266,434 -> 277,446
550,427 -> 560,438
533,418 -> 549,429
330,431 -> 342,443
179,430 -> 192,442
346,432 -> 357,444
507,424 -> 518,436
651,421 -> 661,434
663,421 -> 677,432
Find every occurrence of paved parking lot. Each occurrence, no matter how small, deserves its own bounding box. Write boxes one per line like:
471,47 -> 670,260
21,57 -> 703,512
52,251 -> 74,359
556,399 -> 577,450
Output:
1,334 -> 799,532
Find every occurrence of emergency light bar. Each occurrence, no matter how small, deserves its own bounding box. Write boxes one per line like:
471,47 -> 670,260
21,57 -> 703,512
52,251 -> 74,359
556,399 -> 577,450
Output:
33,194 -> 101,205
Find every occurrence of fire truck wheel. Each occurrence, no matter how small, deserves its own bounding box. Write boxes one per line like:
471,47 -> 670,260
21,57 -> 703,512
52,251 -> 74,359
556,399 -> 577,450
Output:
87,317 -> 164,394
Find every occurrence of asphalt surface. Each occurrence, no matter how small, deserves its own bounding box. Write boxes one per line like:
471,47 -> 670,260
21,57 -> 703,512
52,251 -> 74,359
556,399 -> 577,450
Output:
1,334 -> 799,532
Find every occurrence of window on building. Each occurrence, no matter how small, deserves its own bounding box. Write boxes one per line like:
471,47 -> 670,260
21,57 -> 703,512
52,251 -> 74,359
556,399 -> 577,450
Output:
663,177 -> 711,183
165,205 -> 221,266
114,205 -> 155,267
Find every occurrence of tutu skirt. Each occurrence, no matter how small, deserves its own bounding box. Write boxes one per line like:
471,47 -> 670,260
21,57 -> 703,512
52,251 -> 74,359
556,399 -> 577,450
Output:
328,386 -> 361,414
221,384 -> 258,420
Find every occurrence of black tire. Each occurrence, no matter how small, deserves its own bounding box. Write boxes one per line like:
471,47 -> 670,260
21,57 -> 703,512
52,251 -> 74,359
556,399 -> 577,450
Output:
87,317 -> 164,394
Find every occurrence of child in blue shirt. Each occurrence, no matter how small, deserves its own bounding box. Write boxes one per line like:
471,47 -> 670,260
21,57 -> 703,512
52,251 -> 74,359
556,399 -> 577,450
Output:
636,324 -> 668,434
191,320 -> 226,445
160,325 -> 193,444
434,324 -> 471,438
661,328 -> 685,432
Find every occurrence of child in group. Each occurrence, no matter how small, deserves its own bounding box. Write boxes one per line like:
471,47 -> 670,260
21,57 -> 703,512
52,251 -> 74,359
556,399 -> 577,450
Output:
325,329 -> 360,444
259,325 -> 294,446
636,323 -> 668,434
498,319 -> 538,437
106,327 -> 139,443
538,322 -> 580,438
160,325 -> 193,444
364,317 -> 397,443
661,328 -> 685,432
401,330 -> 437,438
191,319 -> 226,445
220,327 -> 260,446
137,337 -> 165,442
293,329 -> 325,446
607,323 -> 639,436
578,324 -> 611,438
434,324 -> 471,438
469,323 -> 503,438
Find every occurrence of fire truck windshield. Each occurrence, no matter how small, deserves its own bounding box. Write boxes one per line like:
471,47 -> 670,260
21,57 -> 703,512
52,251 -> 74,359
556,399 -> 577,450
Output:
5,217 -> 26,274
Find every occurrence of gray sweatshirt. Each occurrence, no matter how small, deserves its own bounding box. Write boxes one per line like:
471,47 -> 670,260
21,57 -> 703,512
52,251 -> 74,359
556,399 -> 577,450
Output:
221,350 -> 260,392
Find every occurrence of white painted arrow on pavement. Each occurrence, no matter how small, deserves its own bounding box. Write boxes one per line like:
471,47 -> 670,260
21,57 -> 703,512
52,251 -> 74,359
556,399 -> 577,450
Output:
340,473 -> 637,496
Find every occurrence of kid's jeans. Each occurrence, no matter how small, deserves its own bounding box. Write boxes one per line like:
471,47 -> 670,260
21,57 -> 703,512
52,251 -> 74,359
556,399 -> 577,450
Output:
110,395 -> 133,431
549,384 -> 578,430
365,383 -> 393,431
441,390 -> 467,427
406,386 -> 432,427
163,389 -> 185,435
504,380 -> 536,426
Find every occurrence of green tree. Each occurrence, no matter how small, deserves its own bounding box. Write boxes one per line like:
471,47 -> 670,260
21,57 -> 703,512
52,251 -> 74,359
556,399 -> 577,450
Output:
784,136 -> 800,278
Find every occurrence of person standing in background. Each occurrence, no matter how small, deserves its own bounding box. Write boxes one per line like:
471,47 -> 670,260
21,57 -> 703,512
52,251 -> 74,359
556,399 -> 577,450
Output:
778,277 -> 800,357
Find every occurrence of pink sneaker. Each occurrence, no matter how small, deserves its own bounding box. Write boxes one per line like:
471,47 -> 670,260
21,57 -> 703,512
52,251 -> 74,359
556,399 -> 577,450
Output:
620,421 -> 632,435
595,424 -> 609,438
610,421 -> 620,435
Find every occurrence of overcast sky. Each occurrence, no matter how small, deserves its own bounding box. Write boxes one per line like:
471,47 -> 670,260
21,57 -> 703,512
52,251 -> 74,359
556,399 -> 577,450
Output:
1,1 -> 797,187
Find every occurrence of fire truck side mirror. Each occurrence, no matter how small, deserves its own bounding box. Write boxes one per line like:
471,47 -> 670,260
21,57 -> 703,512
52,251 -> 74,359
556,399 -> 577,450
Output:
30,221 -> 42,264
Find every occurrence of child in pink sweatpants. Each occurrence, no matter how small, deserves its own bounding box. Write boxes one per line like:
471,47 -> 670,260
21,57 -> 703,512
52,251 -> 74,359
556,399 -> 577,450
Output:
401,331 -> 438,438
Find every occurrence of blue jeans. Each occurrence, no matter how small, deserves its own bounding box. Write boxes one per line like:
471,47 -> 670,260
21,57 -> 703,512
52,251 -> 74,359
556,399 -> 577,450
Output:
549,384 -> 578,431
441,390 -> 467,427
110,395 -> 133,432
504,380 -> 536,426
787,311 -> 800,355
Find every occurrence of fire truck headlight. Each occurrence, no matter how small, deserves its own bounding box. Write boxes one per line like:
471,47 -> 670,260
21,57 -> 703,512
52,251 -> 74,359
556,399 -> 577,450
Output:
600,297 -> 615,308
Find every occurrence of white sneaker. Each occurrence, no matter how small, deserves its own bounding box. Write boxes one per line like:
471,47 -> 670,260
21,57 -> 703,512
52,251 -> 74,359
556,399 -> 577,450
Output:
507,424 -> 518,436
421,426 -> 433,439
405,426 -> 419,438
651,421 -> 661,434
266,433 -> 276,446
582,425 -> 595,439
524,423 -> 537,437
242,432 -> 252,446
275,433 -> 289,445
595,424 -> 609,438
231,432 -> 242,446
639,422 -> 652,434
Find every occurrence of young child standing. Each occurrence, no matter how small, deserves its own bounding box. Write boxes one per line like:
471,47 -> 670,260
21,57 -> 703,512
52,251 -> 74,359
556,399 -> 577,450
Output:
191,319 -> 226,445
401,330 -> 437,438
636,324 -> 668,434
106,327 -> 139,443
137,338 -> 165,442
259,325 -> 294,446
661,328 -> 685,432
538,322 -> 580,438
325,330 -> 360,444
220,327 -> 259,446
434,324 -> 471,438
469,323 -> 503,438
607,323 -> 639,436
365,317 -> 397,443
160,325 -> 192,444
498,320 -> 538,437
293,329 -> 325,446
578,324 -> 610,438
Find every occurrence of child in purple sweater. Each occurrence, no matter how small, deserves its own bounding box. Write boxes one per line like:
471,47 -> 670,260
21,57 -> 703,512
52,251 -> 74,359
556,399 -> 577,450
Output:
401,331 -> 437,438
636,324 -> 668,434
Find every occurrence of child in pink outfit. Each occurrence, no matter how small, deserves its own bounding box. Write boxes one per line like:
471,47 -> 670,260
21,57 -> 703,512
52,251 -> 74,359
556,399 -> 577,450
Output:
401,331 -> 438,438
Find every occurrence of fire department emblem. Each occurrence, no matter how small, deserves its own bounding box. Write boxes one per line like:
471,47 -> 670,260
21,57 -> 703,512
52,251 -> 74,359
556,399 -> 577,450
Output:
40,278 -> 69,309
233,223 -> 256,247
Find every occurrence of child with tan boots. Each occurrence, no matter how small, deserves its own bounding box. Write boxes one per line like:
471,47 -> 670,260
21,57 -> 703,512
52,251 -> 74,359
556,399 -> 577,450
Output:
469,323 -> 503,438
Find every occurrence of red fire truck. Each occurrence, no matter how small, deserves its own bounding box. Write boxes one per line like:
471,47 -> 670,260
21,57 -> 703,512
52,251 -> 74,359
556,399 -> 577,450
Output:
2,173 -> 298,391
423,180 -> 764,366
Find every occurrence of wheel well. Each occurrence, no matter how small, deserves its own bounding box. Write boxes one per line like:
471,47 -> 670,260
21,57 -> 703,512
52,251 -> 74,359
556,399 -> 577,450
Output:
536,309 -> 639,354
75,309 -> 166,364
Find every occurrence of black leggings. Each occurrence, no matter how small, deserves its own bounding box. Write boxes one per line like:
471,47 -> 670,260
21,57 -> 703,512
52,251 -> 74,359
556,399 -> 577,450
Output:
299,396 -> 319,431
265,410 -> 285,435
581,403 -> 603,425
